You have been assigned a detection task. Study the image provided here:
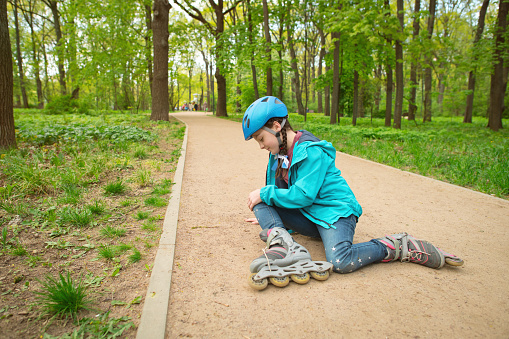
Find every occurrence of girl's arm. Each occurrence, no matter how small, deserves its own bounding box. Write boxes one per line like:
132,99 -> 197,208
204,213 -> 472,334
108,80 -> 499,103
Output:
260,147 -> 328,209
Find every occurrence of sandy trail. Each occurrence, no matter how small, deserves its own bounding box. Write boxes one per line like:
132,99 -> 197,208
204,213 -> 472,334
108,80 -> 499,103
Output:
165,112 -> 509,338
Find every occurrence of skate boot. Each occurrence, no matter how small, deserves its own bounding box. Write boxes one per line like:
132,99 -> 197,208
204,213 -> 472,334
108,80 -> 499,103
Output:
376,233 -> 464,269
248,227 -> 333,290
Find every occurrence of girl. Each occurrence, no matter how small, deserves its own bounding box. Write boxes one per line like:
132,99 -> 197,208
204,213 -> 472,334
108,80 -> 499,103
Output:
243,96 -> 463,287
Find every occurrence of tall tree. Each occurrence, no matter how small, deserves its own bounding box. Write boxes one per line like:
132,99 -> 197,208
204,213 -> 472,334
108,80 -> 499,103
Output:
41,0 -> 66,95
262,0 -> 272,96
488,0 -> 508,131
150,0 -> 171,121
21,0 -> 44,108
384,0 -> 393,127
144,0 -> 153,96
464,0 -> 489,123
175,0 -> 242,117
408,0 -> 421,121
393,0 -> 404,129
0,0 -> 16,149
330,30 -> 341,124
245,0 -> 259,99
423,0 -> 436,122
286,0 -> 305,115
12,0 -> 28,108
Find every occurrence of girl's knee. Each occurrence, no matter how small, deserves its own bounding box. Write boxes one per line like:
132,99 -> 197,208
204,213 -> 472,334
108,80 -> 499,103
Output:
332,261 -> 356,274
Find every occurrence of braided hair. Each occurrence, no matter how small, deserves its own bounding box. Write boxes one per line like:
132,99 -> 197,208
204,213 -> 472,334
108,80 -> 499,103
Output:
264,117 -> 294,178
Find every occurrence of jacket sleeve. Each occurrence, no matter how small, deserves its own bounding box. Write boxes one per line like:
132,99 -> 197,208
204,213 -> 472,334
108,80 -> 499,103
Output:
260,146 -> 329,209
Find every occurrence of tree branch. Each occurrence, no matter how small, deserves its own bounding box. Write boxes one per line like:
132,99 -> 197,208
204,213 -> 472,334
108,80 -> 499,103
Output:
173,0 -> 215,34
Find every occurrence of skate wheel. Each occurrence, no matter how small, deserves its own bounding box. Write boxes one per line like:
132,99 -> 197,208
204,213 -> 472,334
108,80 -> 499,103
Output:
269,275 -> 290,288
445,257 -> 464,267
290,273 -> 310,284
310,270 -> 330,281
248,273 -> 268,290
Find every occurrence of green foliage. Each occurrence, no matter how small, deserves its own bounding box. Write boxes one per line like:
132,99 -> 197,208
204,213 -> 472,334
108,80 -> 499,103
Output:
59,206 -> 93,227
44,95 -> 90,115
103,180 -> 127,196
134,211 -> 150,220
97,245 -> 118,261
34,271 -> 95,321
128,248 -> 142,264
100,225 -> 126,238
144,196 -> 167,207
42,311 -> 134,339
86,200 -> 106,215
17,123 -> 154,146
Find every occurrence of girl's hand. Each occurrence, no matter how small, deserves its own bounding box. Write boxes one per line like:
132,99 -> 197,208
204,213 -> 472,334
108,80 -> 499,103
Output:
244,217 -> 259,225
247,189 -> 262,211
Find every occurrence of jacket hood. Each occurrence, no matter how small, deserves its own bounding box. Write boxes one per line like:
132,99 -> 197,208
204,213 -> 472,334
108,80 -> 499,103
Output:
294,130 -> 337,160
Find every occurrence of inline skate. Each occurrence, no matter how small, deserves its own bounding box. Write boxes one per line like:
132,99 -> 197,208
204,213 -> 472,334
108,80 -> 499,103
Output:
248,227 -> 333,290
376,232 -> 464,268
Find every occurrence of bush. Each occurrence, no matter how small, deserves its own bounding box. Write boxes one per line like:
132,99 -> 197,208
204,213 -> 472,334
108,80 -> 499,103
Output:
44,95 -> 90,115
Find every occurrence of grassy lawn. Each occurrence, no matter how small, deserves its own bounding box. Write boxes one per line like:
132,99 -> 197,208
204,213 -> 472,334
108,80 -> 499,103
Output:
0,110 -> 185,338
225,112 -> 509,199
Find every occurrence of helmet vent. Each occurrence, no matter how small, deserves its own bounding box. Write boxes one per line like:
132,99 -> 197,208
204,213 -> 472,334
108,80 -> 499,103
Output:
275,99 -> 283,104
261,97 -> 269,102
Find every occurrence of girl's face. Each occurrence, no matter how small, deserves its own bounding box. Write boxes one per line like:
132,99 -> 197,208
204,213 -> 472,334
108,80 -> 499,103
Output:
251,123 -> 281,155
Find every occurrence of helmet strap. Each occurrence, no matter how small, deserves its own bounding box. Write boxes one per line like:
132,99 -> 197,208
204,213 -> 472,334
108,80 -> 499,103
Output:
262,118 -> 286,150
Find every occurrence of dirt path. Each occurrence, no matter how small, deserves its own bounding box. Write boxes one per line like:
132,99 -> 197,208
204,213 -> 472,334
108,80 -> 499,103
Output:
165,112 -> 509,338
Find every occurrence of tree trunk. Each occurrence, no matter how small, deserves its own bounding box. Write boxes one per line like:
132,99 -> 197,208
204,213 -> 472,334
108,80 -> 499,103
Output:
325,63 -> 330,117
150,0 -> 171,121
287,11 -> 304,115
13,0 -> 28,108
385,64 -> 393,127
394,0 -> 404,129
488,0 -> 508,131
330,31 -> 341,124
317,28 -> 326,113
352,70 -> 359,126
408,0 -> 421,121
262,0 -> 272,96
247,0 -> 259,99
423,0 -> 436,123
25,3 -> 44,109
145,4 -> 153,97
464,0 -> 489,123
44,0 -> 66,95
0,0 -> 16,149
210,62 -> 215,113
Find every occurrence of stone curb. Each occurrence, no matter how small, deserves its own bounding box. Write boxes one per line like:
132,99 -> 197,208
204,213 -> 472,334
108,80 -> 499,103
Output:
136,116 -> 188,339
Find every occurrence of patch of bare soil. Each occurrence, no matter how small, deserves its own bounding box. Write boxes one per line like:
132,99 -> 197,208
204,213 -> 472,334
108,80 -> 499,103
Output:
0,117 -> 184,338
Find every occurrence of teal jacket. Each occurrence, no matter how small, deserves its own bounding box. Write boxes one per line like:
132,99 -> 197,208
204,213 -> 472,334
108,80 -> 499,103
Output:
259,130 -> 362,229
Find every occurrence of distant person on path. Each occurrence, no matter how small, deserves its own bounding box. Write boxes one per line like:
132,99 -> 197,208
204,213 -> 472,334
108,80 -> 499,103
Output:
243,96 -> 464,281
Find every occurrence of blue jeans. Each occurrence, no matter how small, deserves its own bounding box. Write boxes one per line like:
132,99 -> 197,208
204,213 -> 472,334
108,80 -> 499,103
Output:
252,203 -> 387,274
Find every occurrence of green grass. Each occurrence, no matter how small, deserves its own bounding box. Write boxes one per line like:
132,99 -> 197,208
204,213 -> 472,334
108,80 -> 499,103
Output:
128,248 -> 142,263
144,196 -> 167,207
86,199 -> 106,215
97,245 -> 117,261
34,271 -> 95,321
100,225 -> 126,238
134,211 -> 150,220
103,179 -> 127,196
59,206 -> 93,227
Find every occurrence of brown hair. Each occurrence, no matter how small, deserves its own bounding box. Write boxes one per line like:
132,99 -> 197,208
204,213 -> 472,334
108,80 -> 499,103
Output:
265,117 -> 294,178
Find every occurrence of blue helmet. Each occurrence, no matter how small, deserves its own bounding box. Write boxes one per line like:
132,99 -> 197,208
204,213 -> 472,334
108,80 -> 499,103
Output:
242,96 -> 288,141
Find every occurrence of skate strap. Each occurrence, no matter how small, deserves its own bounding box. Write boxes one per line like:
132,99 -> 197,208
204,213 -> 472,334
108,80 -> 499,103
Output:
262,248 -> 272,272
